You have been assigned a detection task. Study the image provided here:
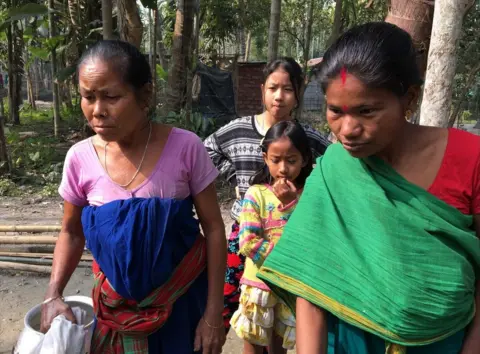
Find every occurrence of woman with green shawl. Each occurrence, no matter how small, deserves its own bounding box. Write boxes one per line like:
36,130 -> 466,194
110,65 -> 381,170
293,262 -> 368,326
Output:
257,22 -> 480,354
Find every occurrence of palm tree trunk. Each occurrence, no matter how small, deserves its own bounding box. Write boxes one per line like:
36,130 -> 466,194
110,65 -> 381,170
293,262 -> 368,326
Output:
151,8 -> 158,112
166,0 -> 195,114
6,16 -> 14,124
26,68 -> 36,111
327,0 -> 343,47
102,0 -> 113,39
156,11 -> 169,69
117,0 -> 143,48
385,0 -> 434,79
12,19 -> 23,126
267,0 -> 281,62
49,0 -> 61,136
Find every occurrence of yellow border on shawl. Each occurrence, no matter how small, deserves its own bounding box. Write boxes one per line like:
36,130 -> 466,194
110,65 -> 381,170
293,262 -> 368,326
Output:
259,266 -> 474,346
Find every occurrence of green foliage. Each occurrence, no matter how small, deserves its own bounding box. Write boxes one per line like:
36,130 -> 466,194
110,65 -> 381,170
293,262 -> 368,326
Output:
0,3 -> 47,30
0,178 -> 20,197
1,106 -> 83,196
199,0 -> 270,55
461,110 -> 473,122
452,2 -> 480,117
155,110 -> 216,139
156,64 -> 168,81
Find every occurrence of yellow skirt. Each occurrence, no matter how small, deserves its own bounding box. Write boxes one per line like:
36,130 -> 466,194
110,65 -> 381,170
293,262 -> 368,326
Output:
230,285 -> 296,349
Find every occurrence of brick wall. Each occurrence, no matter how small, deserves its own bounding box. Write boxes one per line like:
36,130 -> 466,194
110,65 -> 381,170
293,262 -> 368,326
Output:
236,62 -> 266,117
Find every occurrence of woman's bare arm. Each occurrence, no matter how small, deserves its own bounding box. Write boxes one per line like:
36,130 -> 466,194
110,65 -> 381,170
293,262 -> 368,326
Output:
193,182 -> 227,353
296,297 -> 328,354
41,201 -> 85,331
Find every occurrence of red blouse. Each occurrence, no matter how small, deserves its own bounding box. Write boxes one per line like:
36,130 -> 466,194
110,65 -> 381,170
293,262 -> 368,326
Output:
428,128 -> 480,215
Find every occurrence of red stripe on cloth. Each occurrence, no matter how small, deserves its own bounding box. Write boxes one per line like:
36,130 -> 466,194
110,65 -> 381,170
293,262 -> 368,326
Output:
90,235 -> 207,353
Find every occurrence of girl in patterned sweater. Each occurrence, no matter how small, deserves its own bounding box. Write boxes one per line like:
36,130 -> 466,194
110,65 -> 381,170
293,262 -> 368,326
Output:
204,58 -> 330,334
231,121 -> 314,354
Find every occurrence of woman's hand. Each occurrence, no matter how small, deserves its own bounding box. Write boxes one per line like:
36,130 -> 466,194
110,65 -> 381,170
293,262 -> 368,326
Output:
40,295 -> 76,333
273,178 -> 298,206
194,312 -> 225,354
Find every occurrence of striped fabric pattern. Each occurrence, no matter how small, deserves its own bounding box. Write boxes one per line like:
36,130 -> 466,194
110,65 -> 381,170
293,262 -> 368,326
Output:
90,236 -> 207,354
204,116 -> 329,220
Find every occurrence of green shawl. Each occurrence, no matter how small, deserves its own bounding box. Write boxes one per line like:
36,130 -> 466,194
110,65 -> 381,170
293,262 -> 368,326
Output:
258,143 -> 480,346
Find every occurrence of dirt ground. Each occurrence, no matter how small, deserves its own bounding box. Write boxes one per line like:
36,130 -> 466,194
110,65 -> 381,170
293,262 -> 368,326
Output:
0,196 -> 293,354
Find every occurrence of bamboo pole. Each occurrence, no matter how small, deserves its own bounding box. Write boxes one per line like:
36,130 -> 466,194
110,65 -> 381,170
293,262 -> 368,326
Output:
0,261 -> 52,273
0,252 -> 93,261
0,225 -> 61,233
0,236 -> 58,244
0,256 -> 92,267
0,246 -> 56,253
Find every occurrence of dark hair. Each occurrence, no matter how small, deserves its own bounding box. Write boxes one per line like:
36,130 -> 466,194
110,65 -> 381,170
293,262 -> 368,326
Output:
250,121 -> 313,187
263,57 -> 304,105
319,22 -> 422,96
77,40 -> 152,92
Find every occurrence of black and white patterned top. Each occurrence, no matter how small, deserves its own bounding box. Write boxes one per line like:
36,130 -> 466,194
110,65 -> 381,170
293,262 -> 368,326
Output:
204,116 -> 330,219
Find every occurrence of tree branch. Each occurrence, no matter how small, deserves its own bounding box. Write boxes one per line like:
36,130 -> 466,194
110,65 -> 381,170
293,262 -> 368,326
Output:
280,28 -> 307,53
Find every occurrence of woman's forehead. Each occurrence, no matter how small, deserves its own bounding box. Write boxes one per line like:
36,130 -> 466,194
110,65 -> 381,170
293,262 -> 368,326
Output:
326,75 -> 391,104
266,70 -> 291,85
79,60 -> 125,89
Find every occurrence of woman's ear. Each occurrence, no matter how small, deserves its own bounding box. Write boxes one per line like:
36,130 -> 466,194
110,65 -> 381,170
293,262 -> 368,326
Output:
261,84 -> 265,105
263,152 -> 268,164
139,83 -> 153,111
403,86 -> 421,114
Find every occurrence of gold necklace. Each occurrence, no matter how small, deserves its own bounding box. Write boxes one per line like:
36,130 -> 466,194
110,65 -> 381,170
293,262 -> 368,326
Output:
104,122 -> 152,188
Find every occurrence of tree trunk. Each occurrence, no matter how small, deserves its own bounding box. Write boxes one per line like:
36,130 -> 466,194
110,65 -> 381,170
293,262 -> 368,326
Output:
304,0 -> 315,75
6,0 -> 20,125
6,19 -> 14,125
166,0 -> 195,114
244,31 -> 252,62
117,0 -> 143,48
385,0 -> 434,79
419,0 -> 474,127
12,21 -> 23,126
102,0 -> 114,39
62,83 -> 74,111
297,0 -> 316,118
156,11 -> 168,69
26,68 -> 37,111
327,0 -> 343,47
447,61 -> 480,127
151,9 -> 158,112
0,120 -> 9,174
49,0 -> 61,136
267,0 -> 281,62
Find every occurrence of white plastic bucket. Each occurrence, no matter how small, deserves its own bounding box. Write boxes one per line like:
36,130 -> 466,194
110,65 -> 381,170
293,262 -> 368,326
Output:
14,295 -> 94,354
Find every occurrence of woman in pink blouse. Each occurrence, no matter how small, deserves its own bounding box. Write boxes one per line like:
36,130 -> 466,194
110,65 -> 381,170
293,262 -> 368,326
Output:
40,40 -> 226,354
